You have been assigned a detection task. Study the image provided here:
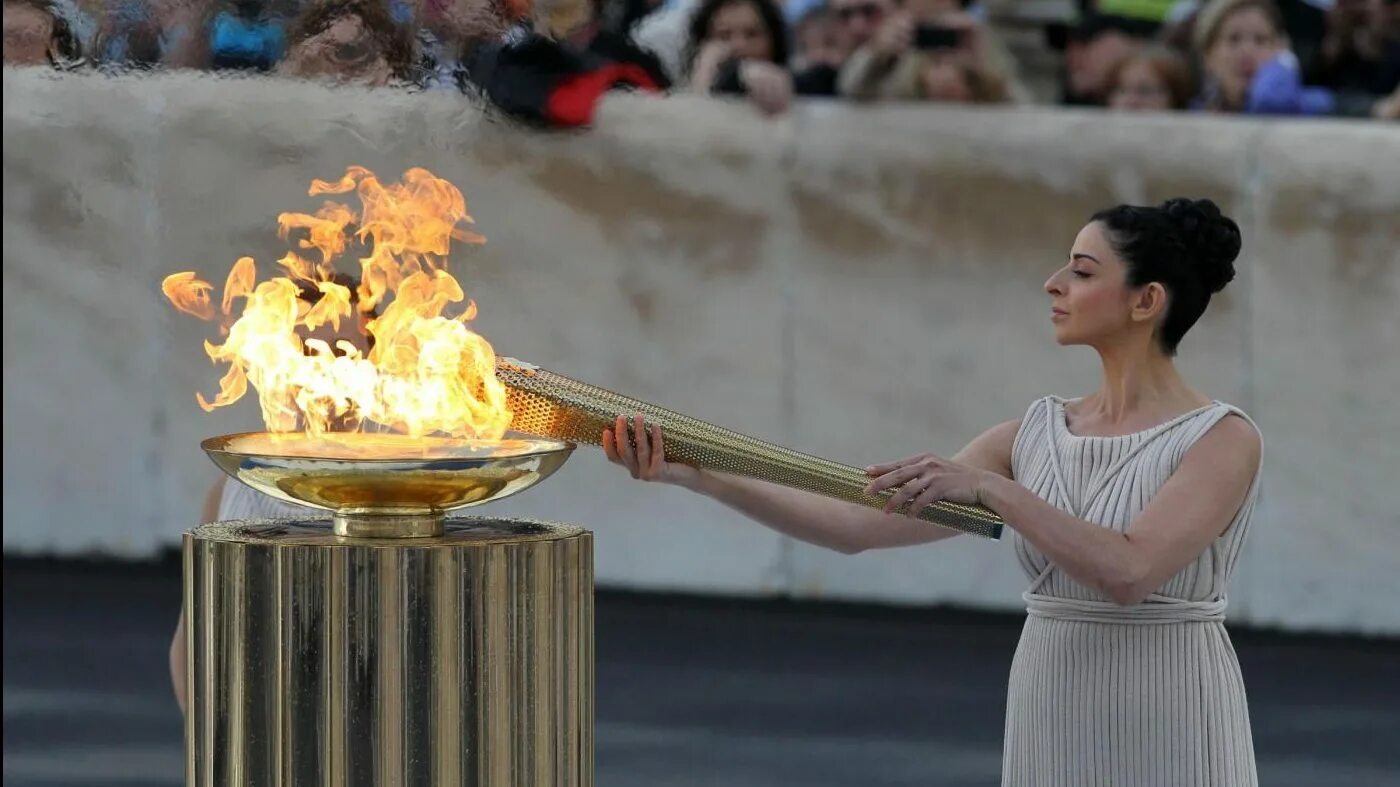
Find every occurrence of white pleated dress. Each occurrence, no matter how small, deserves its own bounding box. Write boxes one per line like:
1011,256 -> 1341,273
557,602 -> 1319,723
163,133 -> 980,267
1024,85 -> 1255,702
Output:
1002,396 -> 1262,787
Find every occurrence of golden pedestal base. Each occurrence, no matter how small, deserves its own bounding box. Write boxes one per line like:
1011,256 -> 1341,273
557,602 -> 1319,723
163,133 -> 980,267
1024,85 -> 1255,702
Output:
184,517 -> 594,786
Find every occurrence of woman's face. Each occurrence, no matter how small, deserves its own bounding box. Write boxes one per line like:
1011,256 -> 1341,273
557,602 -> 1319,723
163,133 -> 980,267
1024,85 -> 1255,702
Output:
709,1 -> 773,62
278,15 -> 394,87
1044,223 -> 1143,347
1109,60 -> 1173,111
1205,7 -> 1281,107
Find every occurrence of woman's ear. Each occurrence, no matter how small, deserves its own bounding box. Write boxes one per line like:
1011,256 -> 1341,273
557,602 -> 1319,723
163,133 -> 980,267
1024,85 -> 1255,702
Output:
1131,281 -> 1168,324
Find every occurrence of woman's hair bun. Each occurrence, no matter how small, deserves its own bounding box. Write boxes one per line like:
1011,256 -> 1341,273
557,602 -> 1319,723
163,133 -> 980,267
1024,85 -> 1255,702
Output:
1160,198 -> 1241,294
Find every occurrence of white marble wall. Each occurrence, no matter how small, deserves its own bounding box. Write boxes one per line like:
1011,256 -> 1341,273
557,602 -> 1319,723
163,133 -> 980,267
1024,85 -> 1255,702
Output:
4,70 -> 1397,634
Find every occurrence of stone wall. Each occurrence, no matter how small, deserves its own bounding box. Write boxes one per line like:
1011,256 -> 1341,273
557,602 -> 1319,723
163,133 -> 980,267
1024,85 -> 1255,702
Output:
4,69 -> 1397,634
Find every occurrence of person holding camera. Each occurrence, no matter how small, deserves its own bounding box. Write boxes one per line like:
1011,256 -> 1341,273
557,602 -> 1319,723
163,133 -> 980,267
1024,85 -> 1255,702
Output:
836,0 -> 1024,103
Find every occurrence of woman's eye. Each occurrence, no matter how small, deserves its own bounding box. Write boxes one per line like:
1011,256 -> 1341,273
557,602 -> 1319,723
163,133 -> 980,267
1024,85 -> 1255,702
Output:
1072,271 -> 1091,279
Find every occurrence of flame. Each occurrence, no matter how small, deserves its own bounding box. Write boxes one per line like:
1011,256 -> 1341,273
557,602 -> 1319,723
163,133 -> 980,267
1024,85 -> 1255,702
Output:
163,167 -> 511,441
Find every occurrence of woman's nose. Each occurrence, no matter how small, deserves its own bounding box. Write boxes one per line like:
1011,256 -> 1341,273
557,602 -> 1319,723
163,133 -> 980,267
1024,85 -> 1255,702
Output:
1044,272 -> 1064,296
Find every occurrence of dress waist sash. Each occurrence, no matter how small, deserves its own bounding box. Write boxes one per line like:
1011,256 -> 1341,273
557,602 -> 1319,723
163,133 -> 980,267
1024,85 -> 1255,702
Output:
1023,592 -> 1227,624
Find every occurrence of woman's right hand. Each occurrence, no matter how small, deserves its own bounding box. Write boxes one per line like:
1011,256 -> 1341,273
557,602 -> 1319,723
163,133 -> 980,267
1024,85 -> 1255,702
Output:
603,415 -> 702,488
739,60 -> 794,116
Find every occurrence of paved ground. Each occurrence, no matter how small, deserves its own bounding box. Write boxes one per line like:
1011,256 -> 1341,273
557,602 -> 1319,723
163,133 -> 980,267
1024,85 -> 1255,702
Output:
4,556 -> 1396,786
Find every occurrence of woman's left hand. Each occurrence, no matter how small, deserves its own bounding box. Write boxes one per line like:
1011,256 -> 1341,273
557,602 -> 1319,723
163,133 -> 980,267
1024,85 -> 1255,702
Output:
864,452 -> 993,515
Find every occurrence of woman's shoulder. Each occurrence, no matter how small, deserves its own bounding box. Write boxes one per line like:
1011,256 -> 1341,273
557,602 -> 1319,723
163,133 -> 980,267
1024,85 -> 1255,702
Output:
1180,405 -> 1264,487
1202,401 -> 1263,449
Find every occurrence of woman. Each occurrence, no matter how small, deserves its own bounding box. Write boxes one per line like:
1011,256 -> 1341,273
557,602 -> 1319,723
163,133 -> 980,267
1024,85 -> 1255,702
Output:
684,0 -> 794,115
604,198 -> 1264,786
1192,0 -> 1334,114
1107,45 -> 1195,111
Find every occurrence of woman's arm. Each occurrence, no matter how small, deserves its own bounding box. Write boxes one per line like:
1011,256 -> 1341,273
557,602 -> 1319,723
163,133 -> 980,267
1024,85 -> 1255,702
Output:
606,415 -> 1018,554
875,415 -> 1260,605
981,415 -> 1259,604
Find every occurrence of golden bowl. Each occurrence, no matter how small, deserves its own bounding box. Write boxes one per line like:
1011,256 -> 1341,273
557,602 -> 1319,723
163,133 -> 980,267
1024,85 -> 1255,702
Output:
202,432 -> 574,538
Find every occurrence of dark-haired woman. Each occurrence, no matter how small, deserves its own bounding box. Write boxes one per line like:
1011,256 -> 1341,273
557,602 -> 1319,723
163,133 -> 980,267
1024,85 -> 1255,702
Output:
685,0 -> 794,115
604,199 -> 1263,786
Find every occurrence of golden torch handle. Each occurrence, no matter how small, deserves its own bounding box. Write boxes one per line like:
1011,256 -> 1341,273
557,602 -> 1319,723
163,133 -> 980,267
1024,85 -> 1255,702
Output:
497,359 -> 1004,540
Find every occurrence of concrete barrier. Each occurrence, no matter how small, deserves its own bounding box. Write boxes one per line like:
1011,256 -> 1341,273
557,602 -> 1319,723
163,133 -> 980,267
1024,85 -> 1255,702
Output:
4,68 -> 1397,634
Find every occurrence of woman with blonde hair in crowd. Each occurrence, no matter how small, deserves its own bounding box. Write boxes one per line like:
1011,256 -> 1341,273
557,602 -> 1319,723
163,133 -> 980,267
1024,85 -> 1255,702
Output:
1191,0 -> 1334,114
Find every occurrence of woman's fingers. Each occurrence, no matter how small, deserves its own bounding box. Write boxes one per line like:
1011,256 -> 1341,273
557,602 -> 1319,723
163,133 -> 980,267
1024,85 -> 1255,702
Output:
604,416 -> 669,482
866,453 -> 927,476
602,428 -> 620,463
648,423 -> 666,476
907,480 -> 946,519
884,475 -> 926,514
866,463 -> 923,494
615,416 -> 640,477
633,415 -> 651,474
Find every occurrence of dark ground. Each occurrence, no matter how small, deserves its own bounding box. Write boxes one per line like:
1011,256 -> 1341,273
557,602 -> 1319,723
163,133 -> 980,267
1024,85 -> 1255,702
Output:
4,556 -> 1397,786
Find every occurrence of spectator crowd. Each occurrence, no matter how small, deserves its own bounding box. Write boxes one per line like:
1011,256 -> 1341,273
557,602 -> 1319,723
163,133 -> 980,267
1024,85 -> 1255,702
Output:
4,0 -> 1398,124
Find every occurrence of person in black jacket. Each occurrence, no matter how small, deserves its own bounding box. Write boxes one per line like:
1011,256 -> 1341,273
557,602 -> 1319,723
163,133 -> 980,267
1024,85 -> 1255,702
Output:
462,0 -> 670,127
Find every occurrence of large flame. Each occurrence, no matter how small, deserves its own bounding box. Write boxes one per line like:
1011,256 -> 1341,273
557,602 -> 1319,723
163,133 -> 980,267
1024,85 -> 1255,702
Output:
162,167 -> 511,441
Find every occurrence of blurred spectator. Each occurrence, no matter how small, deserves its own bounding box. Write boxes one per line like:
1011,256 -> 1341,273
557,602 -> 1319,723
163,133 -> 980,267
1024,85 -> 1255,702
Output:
416,0 -> 510,89
1106,44 -> 1194,109
276,0 -> 415,85
1192,0 -> 1335,114
3,0 -> 81,64
461,0 -> 667,127
1049,11 -> 1158,106
91,0 -> 169,67
838,0 -> 1024,102
831,0 -> 893,50
685,0 -> 795,114
631,0 -> 699,79
896,45 -> 1010,101
1306,0 -> 1400,116
787,4 -> 853,95
208,0 -> 289,71
93,0 -> 211,68
1163,0 -> 1327,69
1374,84 -> 1400,119
792,4 -> 850,72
